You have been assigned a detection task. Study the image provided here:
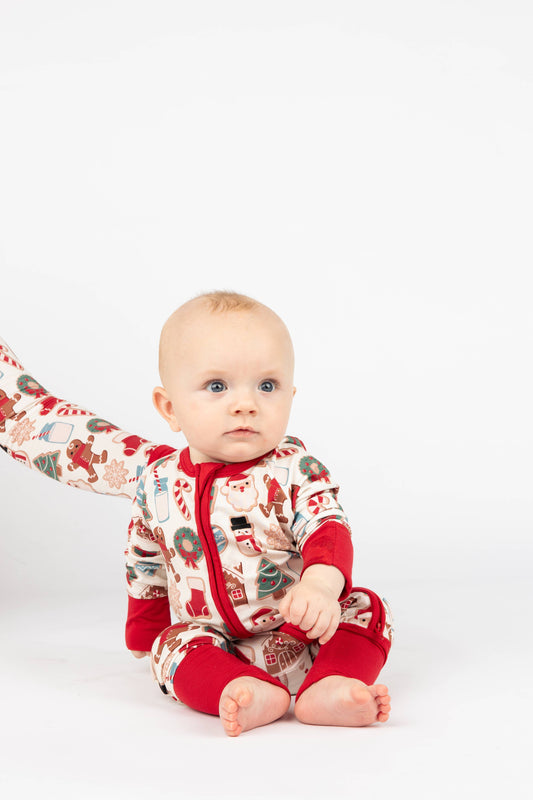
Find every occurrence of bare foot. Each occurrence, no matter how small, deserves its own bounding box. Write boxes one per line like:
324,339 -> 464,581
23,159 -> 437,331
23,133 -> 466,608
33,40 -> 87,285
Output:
219,677 -> 291,737
294,676 -> 391,727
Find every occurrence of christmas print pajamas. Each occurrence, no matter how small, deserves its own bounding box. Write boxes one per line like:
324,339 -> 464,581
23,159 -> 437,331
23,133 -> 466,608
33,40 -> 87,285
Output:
0,336 -> 393,715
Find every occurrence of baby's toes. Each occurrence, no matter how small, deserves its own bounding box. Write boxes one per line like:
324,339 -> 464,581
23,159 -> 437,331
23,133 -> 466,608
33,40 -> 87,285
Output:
220,697 -> 239,720
222,718 -> 241,735
373,686 -> 390,706
376,693 -> 391,722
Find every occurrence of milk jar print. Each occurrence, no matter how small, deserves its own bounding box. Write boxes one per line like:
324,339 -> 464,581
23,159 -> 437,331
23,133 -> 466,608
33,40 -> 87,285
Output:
154,475 -> 170,523
39,421 -> 74,444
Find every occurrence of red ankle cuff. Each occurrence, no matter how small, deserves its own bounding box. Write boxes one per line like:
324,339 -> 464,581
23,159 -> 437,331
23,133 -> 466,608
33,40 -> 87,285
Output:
173,645 -> 290,715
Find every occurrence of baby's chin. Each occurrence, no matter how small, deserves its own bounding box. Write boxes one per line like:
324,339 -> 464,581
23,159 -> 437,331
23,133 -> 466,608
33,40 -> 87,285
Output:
195,437 -> 278,465
225,433 -> 283,458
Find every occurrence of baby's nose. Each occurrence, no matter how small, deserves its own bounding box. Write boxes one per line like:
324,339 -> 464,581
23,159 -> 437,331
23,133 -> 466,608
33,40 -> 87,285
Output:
231,392 -> 257,414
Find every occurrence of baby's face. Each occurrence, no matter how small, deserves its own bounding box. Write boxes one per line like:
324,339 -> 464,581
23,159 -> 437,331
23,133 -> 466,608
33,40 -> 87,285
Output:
155,304 -> 296,464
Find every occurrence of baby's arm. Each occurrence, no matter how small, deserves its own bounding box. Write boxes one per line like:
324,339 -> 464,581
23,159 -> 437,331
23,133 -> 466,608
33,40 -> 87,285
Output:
280,447 -> 354,644
279,564 -> 345,644
0,336 -> 172,501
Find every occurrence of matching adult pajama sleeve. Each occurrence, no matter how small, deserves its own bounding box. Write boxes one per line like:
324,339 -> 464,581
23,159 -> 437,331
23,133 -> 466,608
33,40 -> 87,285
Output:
0,336 -> 168,501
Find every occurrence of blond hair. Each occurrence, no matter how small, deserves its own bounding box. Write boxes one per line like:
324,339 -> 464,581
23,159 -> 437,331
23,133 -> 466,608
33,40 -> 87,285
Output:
158,291 -> 281,384
192,290 -> 261,314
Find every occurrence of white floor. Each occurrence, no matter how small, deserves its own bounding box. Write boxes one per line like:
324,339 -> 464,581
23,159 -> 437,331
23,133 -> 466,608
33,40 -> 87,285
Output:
1,576 -> 530,800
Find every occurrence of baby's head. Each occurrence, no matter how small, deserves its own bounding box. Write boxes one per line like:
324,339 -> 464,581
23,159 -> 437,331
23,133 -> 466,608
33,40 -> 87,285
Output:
153,291 -> 296,464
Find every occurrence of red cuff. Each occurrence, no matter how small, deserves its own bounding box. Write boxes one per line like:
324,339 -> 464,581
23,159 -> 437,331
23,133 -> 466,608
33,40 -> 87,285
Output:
125,595 -> 172,651
147,444 -> 177,465
172,646 -> 290,715
301,522 -> 353,600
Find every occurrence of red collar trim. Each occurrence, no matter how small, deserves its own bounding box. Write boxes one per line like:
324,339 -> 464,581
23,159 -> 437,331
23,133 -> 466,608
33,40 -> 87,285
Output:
178,446 -> 272,478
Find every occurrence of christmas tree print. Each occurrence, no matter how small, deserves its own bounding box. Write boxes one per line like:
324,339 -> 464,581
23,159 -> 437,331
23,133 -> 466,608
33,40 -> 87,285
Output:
33,451 -> 62,480
256,558 -> 294,600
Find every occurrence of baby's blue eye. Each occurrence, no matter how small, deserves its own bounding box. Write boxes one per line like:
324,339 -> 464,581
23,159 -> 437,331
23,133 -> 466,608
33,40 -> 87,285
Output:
259,380 -> 276,393
206,380 -> 226,393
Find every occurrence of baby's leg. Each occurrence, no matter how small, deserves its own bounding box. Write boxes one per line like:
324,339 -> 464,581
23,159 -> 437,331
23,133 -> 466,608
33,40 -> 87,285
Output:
151,625 -> 290,736
294,589 -> 392,727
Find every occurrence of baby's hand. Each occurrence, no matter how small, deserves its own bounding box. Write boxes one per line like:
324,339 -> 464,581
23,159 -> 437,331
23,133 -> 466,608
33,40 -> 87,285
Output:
278,568 -> 342,645
131,650 -> 150,659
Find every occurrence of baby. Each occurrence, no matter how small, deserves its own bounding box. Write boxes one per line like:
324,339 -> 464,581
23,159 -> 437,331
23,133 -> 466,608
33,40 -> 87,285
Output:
0,291 -> 392,736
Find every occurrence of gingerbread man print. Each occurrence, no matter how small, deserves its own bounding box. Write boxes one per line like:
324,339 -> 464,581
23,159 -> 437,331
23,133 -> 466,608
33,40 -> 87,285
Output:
0,389 -> 25,433
259,475 -> 288,524
66,434 -> 108,483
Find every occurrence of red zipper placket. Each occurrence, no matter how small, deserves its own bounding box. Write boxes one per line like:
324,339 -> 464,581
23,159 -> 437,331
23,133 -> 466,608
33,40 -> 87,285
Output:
190,455 -> 260,639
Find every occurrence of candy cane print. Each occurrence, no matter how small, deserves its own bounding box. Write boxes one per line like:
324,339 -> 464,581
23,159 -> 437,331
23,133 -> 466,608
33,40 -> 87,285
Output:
307,494 -> 330,515
273,446 -> 298,458
0,349 -> 23,370
56,404 -> 94,417
173,478 -> 192,520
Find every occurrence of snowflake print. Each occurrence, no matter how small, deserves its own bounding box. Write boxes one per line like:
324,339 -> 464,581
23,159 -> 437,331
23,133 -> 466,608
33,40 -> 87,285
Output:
103,458 -> 128,490
9,417 -> 35,447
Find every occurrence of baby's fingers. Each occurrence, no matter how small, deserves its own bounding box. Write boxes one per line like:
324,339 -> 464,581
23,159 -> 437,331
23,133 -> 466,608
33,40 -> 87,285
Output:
279,590 -> 305,624
278,593 -> 291,619
317,615 -> 340,645
304,610 -> 334,642
284,595 -> 310,627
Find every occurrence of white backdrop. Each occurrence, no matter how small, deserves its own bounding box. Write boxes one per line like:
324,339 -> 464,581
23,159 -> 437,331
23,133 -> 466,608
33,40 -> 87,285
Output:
1,3 -> 531,798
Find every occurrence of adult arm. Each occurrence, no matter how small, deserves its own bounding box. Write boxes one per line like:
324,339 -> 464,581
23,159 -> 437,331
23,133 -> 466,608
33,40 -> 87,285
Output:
0,336 -> 174,501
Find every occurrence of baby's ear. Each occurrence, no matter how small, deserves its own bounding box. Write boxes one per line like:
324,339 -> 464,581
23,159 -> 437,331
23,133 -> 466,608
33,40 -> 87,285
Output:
152,386 -> 181,432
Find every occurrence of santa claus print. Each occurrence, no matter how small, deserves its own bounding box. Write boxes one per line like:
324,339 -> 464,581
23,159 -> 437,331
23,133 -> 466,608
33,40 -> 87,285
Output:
220,473 -> 259,512
250,607 -> 278,630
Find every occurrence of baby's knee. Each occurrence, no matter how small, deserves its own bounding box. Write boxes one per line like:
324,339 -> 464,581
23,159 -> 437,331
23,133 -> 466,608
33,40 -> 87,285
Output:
340,588 -> 394,645
150,622 -> 229,698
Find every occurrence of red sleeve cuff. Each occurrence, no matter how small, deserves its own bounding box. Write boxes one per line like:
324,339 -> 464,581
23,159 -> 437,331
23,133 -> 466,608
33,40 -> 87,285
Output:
301,522 -> 354,600
125,595 -> 172,651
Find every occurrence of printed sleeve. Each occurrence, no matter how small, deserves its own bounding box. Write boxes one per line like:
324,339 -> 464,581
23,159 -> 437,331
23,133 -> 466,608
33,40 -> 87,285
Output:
290,451 -> 354,598
0,336 -> 169,501
125,474 -> 171,651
